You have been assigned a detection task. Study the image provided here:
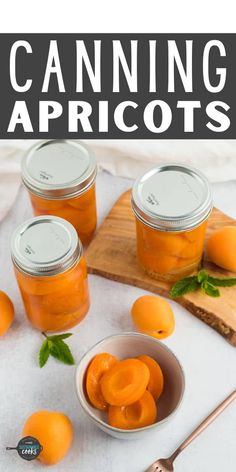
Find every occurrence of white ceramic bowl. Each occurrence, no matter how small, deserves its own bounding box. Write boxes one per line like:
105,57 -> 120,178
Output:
75,332 -> 185,440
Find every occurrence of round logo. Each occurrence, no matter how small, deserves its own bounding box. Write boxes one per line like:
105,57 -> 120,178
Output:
6,436 -> 43,461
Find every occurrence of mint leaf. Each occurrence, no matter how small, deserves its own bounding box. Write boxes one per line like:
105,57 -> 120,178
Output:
38,332 -> 75,368
39,339 -> 50,368
201,281 -> 220,297
208,276 -> 236,287
197,269 -> 208,283
170,269 -> 236,300
48,333 -> 73,342
170,276 -> 198,298
49,340 -> 75,365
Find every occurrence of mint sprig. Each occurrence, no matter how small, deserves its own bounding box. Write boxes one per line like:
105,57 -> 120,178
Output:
39,332 -> 75,368
201,280 -> 220,297
208,276 -> 236,287
170,269 -> 236,299
169,276 -> 199,298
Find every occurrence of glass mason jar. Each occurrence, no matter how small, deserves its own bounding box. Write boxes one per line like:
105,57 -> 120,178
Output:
21,140 -> 97,246
11,216 -> 90,332
131,165 -> 213,282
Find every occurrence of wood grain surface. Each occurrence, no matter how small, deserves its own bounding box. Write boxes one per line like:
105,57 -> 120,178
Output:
86,190 -> 236,346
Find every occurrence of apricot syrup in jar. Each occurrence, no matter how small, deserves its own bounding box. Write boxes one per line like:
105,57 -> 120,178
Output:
21,140 -> 97,245
131,165 -> 213,282
11,216 -> 90,332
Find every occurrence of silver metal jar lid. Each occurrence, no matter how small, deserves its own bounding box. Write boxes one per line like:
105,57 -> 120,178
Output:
22,140 -> 97,199
11,216 -> 82,276
131,164 -> 213,232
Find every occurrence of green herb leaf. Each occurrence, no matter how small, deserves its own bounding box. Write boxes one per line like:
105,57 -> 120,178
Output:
38,332 -> 75,368
48,333 -> 73,342
208,276 -> 236,287
197,269 -> 208,283
49,340 -> 75,365
170,276 -> 198,298
39,339 -> 50,368
201,281 -> 220,297
170,268 -> 236,299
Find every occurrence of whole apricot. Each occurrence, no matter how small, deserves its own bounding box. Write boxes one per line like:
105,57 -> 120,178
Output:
207,226 -> 236,272
0,290 -> 14,336
22,410 -> 73,465
131,295 -> 175,339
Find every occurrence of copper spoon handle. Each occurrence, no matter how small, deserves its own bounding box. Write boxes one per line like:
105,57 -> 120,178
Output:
169,389 -> 236,462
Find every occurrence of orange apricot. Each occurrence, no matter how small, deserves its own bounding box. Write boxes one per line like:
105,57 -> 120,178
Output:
183,222 -> 207,242
148,230 -> 188,255
29,187 -> 96,245
14,256 -> 89,332
100,358 -> 150,406
15,259 -> 86,296
131,295 -> 175,339
68,185 -> 96,209
42,285 -> 88,314
22,410 -> 73,465
138,355 -> 164,401
207,226 -> 236,272
49,205 -> 80,227
0,291 -> 14,336
142,254 -> 180,274
48,204 -> 96,245
135,217 -> 207,280
30,193 -> 64,212
108,390 -> 157,430
24,296 -> 89,332
86,353 -> 118,410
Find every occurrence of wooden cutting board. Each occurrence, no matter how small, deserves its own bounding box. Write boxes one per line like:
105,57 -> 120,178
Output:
86,190 -> 236,346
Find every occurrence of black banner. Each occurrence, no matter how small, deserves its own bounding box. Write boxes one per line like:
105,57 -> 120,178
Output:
0,34 -> 234,138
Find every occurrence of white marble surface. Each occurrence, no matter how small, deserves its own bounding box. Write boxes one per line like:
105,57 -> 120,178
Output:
0,171 -> 236,472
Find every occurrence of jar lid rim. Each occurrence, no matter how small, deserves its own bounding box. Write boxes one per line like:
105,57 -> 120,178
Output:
22,139 -> 97,199
11,216 -> 82,276
131,164 -> 213,231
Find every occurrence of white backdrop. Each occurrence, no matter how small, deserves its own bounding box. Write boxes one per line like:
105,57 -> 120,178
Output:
0,6 -> 235,472
0,0 -> 235,33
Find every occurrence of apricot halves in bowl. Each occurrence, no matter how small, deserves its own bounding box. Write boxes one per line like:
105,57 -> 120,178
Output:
108,390 -> 157,430
100,358 -> 150,407
86,353 -> 118,410
138,355 -> 164,401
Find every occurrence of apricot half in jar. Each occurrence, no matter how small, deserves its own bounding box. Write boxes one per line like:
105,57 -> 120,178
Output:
147,230 -> 189,255
86,353 -> 118,410
68,186 -> 95,209
30,194 -> 64,211
108,390 -> 157,430
100,358 -> 150,406
141,254 -> 180,274
131,295 -> 175,339
15,260 -> 86,296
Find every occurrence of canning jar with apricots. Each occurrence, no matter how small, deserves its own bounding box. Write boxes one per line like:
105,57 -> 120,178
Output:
11,216 -> 90,332
22,140 -> 97,245
131,165 -> 213,282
